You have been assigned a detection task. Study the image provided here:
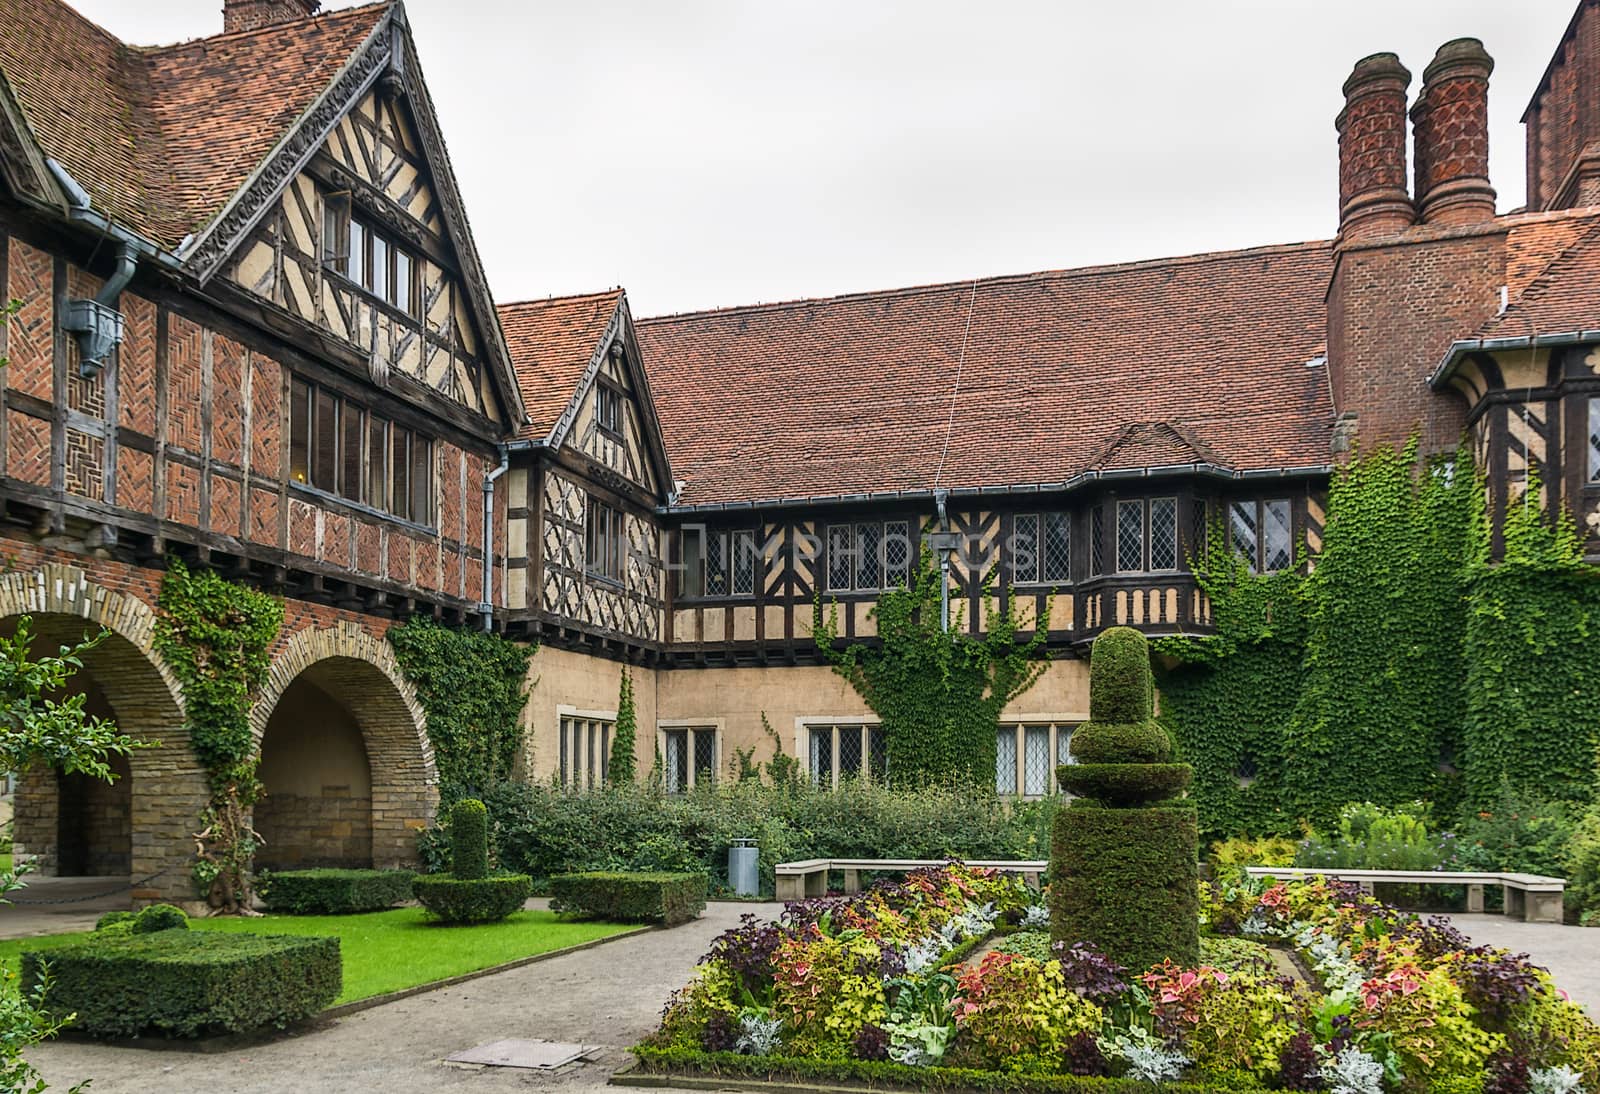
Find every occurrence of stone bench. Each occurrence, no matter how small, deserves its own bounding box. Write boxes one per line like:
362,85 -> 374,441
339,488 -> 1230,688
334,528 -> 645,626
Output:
774,858 -> 1049,902
1243,866 -> 1567,924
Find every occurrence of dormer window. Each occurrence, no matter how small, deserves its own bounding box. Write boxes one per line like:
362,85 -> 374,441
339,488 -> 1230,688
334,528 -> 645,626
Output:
323,198 -> 419,319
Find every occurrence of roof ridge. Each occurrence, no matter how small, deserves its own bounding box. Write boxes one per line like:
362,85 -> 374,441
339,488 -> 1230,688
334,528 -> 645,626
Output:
497,288 -> 624,312
134,0 -> 391,54
636,238 -> 1333,327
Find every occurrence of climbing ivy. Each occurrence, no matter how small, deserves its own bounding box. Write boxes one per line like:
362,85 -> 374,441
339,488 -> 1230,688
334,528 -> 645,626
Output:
1461,474 -> 1600,807
153,559 -> 283,911
387,618 -> 532,803
813,547 -> 1049,785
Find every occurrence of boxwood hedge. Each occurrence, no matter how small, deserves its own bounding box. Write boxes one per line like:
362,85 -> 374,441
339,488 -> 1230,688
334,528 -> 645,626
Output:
412,873 -> 533,924
548,871 -> 706,925
259,868 -> 415,915
22,930 -> 340,1038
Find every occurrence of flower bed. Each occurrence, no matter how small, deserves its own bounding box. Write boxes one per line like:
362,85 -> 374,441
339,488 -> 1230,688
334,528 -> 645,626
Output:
636,864 -> 1600,1092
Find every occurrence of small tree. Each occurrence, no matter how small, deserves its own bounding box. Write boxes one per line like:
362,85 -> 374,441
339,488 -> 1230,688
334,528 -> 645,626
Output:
608,667 -> 637,784
812,548 -> 1049,784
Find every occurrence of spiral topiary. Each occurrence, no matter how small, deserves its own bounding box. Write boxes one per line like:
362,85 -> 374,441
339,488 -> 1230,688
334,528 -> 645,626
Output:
1050,626 -> 1199,972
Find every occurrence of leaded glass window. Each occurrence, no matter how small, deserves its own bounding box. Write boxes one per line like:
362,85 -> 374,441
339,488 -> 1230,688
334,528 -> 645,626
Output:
1190,499 -> 1208,565
1023,726 -> 1051,796
664,727 -> 717,793
1117,500 -> 1145,572
856,523 -> 882,589
704,532 -> 728,596
826,525 -> 853,591
884,521 -> 911,588
1091,506 -> 1106,575
1043,512 -> 1071,582
1150,497 -> 1178,571
665,729 -> 687,794
809,726 -> 833,786
837,725 -> 864,781
1589,397 -> 1600,483
868,727 -> 888,781
693,730 -> 716,786
1229,500 -> 1259,573
731,530 -> 756,596
1012,514 -> 1039,584
1263,499 -> 1293,573
1057,726 -> 1075,766
995,727 -> 1017,795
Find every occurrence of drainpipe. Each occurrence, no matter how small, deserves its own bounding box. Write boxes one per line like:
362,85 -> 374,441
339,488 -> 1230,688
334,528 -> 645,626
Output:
934,487 -> 951,633
480,439 -> 536,632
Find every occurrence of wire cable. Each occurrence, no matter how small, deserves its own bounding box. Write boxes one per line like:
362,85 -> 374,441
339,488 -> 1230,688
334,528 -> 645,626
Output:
933,279 -> 980,489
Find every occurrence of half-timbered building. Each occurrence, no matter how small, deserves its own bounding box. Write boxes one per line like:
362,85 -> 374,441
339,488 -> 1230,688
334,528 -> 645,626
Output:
3,0 -> 1600,903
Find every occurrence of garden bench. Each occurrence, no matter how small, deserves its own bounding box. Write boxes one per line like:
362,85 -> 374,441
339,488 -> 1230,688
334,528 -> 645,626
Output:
1242,867 -> 1566,924
774,858 -> 1049,901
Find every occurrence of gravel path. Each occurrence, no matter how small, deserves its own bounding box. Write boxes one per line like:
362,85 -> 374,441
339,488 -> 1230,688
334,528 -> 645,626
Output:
27,901 -> 776,1094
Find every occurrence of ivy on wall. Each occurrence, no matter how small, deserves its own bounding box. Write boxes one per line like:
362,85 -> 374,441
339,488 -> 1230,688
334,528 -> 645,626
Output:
388,618 -> 533,803
1462,477 -> 1600,807
813,548 -> 1049,785
1160,441 -> 1600,841
153,559 -> 283,911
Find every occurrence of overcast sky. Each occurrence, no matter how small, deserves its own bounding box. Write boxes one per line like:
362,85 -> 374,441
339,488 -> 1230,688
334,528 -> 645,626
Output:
73,0 -> 1580,317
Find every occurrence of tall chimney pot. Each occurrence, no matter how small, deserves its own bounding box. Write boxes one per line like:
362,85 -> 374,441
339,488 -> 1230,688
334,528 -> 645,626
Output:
1411,38 -> 1497,226
223,0 -> 321,34
1336,52 -> 1415,242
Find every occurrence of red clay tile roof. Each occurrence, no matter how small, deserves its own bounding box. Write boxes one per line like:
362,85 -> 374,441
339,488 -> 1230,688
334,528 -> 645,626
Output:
498,290 -> 623,439
1478,214 -> 1600,339
637,242 -> 1336,506
0,0 -> 386,248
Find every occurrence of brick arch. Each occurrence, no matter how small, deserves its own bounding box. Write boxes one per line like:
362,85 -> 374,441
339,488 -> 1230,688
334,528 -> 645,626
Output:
0,563 -> 205,904
251,622 -> 437,866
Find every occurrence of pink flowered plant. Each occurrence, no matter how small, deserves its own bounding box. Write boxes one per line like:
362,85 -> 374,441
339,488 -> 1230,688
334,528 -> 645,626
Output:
1358,964 -> 1423,1011
1142,962 -> 1231,1026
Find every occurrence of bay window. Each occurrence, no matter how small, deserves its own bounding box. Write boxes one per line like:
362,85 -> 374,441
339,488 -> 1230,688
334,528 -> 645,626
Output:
288,376 -> 433,524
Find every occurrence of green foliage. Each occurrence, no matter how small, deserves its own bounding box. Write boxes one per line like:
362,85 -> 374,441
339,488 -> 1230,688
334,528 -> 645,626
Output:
93,910 -> 134,932
1447,789 -> 1577,879
22,930 -> 340,1038
1050,802 -> 1200,973
1056,763 -> 1191,804
431,779 -> 1059,893
132,904 -> 189,934
548,871 -> 707,925
1087,627 -> 1154,723
257,868 -> 416,915
761,712 -> 801,787
1462,481 -> 1600,808
1144,963 -> 1306,1079
153,559 -> 282,911
1,963 -> 82,1094
952,952 -> 1103,1073
609,667 -> 639,785
1068,722 -> 1172,765
1296,801 -> 1450,871
813,548 -> 1049,784
1206,836 -> 1298,882
450,798 -> 490,880
1564,805 -> 1600,924
386,618 -> 532,802
411,874 -> 533,924
0,619 -> 138,783
1196,937 -> 1277,978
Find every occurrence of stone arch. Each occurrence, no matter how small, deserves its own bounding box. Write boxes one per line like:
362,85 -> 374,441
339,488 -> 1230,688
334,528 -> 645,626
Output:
0,564 -> 206,904
250,622 -> 436,867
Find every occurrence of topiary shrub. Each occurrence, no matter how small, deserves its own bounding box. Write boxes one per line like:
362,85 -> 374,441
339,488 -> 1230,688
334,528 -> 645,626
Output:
22,931 -> 340,1038
1051,627 -> 1199,973
132,903 -> 189,934
258,868 -> 416,915
94,910 -> 135,932
548,871 -> 707,925
412,874 -> 533,924
451,798 -> 490,880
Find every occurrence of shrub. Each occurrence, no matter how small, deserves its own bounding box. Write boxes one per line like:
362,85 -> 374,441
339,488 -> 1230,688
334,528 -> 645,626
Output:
258,868 -> 415,915
548,871 -> 706,925
412,874 -> 533,924
22,930 -> 340,1038
1197,937 -> 1277,978
1296,801 -> 1450,871
1448,790 -> 1576,878
1068,722 -> 1172,764
451,798 -> 490,880
1207,835 -> 1298,882
1561,804 -> 1600,924
94,910 -> 135,932
953,951 -> 1103,1073
1055,763 -> 1191,804
132,904 -> 189,934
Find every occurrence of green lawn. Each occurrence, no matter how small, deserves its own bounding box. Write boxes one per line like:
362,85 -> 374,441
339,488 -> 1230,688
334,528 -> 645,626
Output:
1,908 -> 639,1005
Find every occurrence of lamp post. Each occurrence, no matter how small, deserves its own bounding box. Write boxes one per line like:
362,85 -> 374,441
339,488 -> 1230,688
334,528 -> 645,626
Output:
928,488 -> 961,633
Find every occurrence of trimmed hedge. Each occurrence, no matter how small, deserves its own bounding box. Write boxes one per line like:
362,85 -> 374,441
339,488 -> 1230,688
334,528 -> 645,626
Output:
1068,721 -> 1172,764
1086,627 -> 1153,724
631,1045 -> 1256,1093
22,930 -> 340,1038
548,871 -> 706,925
259,868 -> 416,915
412,873 -> 533,924
1050,801 -> 1200,973
93,904 -> 188,935
451,798 -> 490,880
1056,763 -> 1191,804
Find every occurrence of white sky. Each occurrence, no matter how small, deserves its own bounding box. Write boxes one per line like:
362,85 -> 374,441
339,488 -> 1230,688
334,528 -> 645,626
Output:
73,0 -> 1580,317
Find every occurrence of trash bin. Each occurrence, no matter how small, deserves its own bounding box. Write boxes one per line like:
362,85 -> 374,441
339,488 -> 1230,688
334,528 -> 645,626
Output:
729,838 -> 759,897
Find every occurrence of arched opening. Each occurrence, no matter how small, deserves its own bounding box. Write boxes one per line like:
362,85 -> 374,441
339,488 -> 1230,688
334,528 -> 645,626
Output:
251,633 -> 435,871
3,609 -> 200,899
255,671 -> 374,870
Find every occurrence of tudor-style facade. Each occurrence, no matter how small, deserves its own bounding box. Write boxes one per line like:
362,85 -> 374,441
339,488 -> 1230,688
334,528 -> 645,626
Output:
6,0 -> 1600,904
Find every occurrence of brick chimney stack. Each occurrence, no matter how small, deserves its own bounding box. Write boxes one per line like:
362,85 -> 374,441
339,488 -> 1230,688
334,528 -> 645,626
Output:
1410,39 -> 1497,226
1336,53 -> 1415,242
223,0 -> 321,34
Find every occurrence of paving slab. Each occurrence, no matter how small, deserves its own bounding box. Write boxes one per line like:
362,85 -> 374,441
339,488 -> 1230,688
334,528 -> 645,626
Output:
25,900 -> 777,1094
1451,913 -> 1600,1015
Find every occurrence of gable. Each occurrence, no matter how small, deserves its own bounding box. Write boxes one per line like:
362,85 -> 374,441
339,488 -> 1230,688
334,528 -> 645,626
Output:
564,335 -> 659,495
